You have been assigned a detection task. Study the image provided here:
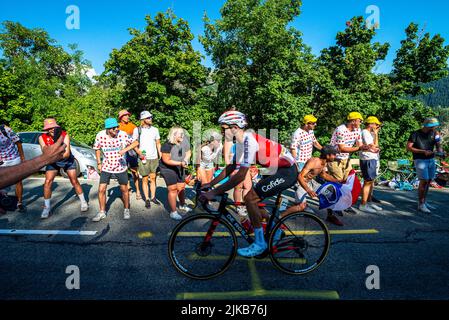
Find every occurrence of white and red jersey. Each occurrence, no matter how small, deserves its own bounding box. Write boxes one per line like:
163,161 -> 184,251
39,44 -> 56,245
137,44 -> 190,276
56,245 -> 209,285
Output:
290,128 -> 317,163
93,130 -> 135,173
233,132 -> 295,168
330,124 -> 362,160
0,126 -> 21,162
41,131 -> 68,146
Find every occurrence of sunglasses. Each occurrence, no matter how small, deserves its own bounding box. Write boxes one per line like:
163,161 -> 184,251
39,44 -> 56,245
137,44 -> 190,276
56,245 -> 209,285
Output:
109,126 -> 119,130
307,122 -> 317,126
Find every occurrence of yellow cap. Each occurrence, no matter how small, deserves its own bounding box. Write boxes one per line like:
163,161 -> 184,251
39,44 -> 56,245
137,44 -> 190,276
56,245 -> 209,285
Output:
365,116 -> 381,125
303,115 -> 317,124
347,112 -> 364,121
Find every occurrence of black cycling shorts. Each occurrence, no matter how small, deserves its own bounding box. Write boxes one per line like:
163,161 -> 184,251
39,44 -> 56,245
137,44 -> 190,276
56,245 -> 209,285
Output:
254,165 -> 298,199
160,167 -> 185,187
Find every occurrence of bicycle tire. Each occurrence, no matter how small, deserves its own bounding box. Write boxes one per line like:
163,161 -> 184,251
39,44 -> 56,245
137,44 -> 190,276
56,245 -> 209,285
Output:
168,214 -> 238,280
269,212 -> 330,275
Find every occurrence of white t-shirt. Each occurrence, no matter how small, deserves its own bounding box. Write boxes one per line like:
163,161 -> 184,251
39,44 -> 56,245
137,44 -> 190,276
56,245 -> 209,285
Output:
290,128 -> 317,163
330,124 -> 362,160
360,129 -> 379,161
132,126 -> 160,160
93,130 -> 135,173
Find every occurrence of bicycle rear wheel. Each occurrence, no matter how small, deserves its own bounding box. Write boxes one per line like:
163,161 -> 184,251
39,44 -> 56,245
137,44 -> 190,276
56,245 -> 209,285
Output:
269,212 -> 330,275
168,214 -> 237,280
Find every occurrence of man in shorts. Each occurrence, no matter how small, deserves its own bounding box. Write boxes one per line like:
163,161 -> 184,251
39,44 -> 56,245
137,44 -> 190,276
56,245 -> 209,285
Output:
407,117 -> 446,213
133,111 -> 161,209
93,118 -> 139,221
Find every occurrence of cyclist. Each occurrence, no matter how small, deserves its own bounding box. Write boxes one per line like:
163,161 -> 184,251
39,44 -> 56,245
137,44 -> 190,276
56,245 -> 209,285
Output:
200,110 -> 298,257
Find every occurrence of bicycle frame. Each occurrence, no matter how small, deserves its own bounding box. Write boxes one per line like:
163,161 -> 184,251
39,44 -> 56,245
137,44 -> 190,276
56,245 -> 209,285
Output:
196,182 -> 285,247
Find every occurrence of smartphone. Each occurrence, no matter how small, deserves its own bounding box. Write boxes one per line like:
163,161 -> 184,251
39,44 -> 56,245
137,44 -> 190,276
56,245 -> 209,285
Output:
53,127 -> 62,142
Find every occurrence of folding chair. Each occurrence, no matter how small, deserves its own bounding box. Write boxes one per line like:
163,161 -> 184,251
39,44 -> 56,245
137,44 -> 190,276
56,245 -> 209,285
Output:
387,159 -> 416,184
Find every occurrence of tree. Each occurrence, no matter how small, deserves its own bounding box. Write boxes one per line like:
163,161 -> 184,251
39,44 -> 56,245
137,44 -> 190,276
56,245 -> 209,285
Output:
392,23 -> 449,96
201,0 -> 317,143
101,10 -> 212,137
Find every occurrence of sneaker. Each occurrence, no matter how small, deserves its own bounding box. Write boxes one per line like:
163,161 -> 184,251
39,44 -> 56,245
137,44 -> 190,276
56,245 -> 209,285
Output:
41,207 -> 51,219
237,242 -> 267,258
359,204 -> 377,213
145,199 -> 151,209
151,198 -> 159,205
345,207 -> 357,215
236,206 -> 248,217
326,215 -> 344,226
92,211 -> 107,222
418,204 -> 431,214
170,211 -> 183,221
179,205 -> 192,214
81,202 -> 89,212
124,209 -> 131,220
425,202 -> 437,210
335,211 -> 344,217
369,203 -> 383,211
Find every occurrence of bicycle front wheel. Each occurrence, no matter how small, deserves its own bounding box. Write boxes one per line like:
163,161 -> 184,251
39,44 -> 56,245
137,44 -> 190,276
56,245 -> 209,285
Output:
269,212 -> 330,275
168,214 -> 237,280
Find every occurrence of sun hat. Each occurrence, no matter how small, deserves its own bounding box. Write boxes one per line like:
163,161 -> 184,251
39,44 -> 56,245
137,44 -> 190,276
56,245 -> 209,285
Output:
105,118 -> 119,129
423,117 -> 440,128
365,116 -> 381,125
118,110 -> 131,120
347,112 -> 364,121
43,118 -> 60,131
140,111 -> 153,120
303,115 -> 318,124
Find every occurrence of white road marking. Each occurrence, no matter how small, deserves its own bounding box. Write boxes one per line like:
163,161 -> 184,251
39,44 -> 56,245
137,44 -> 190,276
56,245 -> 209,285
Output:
0,229 -> 97,236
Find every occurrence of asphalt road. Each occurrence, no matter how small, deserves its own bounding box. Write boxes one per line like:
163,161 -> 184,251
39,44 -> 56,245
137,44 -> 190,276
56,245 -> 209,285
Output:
1,177 -> 448,300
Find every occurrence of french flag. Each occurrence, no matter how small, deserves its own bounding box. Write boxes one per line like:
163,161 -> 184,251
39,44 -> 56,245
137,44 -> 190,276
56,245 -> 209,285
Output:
317,170 -> 362,211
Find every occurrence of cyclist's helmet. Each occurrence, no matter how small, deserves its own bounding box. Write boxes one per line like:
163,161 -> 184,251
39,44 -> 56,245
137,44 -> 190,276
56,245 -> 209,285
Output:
218,111 -> 248,129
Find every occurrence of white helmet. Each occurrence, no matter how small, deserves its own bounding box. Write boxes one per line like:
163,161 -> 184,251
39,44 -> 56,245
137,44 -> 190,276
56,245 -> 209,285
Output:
218,111 -> 248,129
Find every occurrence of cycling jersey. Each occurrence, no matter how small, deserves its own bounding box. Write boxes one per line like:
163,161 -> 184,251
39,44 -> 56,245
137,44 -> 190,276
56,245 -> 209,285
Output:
233,132 -> 295,168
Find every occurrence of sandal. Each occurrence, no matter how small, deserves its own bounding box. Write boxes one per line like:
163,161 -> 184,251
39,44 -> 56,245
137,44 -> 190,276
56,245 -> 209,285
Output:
136,194 -> 142,200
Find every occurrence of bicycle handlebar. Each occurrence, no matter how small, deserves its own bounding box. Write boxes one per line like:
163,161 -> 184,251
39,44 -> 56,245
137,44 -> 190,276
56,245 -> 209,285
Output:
194,181 -> 229,214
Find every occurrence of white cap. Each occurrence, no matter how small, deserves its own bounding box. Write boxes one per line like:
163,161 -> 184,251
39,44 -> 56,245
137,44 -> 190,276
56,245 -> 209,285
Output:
140,111 -> 153,120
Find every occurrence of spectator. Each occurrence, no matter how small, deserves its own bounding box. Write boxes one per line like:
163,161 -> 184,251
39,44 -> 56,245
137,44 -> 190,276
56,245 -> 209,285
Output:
196,131 -> 223,185
290,114 -> 323,213
160,127 -> 192,220
0,136 -> 65,190
407,117 -> 446,213
38,119 -> 89,219
0,124 -> 26,212
133,111 -> 161,209
359,116 -> 382,213
290,114 -> 323,172
93,118 -> 139,222
328,112 -> 371,218
118,110 -> 141,200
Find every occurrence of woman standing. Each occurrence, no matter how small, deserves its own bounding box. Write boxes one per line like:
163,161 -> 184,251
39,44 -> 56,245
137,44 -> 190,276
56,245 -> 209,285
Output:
196,132 -> 222,185
160,127 -> 192,220
38,118 -> 88,219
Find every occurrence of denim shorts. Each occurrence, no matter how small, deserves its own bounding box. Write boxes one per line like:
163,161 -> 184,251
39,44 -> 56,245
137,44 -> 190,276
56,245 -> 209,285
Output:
360,159 -> 378,181
414,159 -> 436,181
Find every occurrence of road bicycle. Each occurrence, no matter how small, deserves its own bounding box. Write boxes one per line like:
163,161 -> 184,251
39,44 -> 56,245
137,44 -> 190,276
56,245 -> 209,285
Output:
168,182 -> 331,280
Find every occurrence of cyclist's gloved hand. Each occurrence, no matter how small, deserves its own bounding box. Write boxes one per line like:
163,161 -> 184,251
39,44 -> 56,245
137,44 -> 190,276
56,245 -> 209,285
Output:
199,189 -> 217,204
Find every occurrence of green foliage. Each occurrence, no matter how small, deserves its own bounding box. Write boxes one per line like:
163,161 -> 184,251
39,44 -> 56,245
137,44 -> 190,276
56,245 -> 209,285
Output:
1,3 -> 449,162
101,10 -> 216,139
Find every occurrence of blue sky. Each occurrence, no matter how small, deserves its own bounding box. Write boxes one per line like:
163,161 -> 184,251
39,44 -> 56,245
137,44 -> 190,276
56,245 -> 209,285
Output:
1,0 -> 448,75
